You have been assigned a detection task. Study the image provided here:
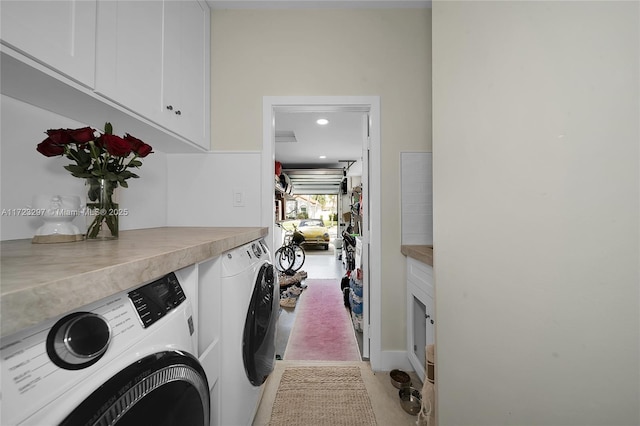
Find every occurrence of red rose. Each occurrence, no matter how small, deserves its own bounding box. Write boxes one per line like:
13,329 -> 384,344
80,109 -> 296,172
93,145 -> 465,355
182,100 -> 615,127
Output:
46,128 -> 71,145
136,143 -> 153,157
68,127 -> 95,144
125,134 -> 153,158
36,137 -> 65,157
101,134 -> 132,157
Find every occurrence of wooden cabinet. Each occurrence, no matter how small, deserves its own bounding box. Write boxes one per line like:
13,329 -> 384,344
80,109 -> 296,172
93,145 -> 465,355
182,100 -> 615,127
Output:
0,0 -> 97,88
406,257 -> 435,380
96,0 -> 210,149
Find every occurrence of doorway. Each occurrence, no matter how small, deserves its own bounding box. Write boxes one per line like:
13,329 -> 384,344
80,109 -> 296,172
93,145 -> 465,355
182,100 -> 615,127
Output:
261,96 -> 381,368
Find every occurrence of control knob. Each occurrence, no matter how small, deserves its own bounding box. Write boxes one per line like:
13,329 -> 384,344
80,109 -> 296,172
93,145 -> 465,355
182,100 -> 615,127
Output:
46,312 -> 111,370
252,242 -> 262,258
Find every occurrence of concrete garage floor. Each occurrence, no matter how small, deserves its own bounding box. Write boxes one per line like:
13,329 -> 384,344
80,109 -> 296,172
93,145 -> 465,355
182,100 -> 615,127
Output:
275,244 -> 361,360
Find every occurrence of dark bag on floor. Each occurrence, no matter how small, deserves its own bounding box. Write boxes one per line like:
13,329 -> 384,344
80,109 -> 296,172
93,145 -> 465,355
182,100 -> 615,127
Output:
341,275 -> 351,309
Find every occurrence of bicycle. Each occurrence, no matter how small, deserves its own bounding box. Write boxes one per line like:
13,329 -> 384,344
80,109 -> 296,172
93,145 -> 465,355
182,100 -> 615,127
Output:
274,224 -> 306,273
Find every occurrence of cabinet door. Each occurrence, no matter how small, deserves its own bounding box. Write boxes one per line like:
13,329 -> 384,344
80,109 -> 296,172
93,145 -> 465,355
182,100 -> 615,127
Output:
95,0 -> 165,125
163,0 -> 210,149
0,0 -> 97,87
407,285 -> 435,377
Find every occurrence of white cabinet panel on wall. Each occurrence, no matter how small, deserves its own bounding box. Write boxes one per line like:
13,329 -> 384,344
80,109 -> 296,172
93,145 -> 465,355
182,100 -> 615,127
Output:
406,257 -> 435,380
96,0 -> 210,149
0,0 -> 97,88
401,152 -> 432,245
167,152 -> 262,227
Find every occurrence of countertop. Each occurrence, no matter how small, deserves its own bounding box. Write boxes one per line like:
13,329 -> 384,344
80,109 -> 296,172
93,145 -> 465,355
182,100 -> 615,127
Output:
0,226 -> 268,337
401,245 -> 433,266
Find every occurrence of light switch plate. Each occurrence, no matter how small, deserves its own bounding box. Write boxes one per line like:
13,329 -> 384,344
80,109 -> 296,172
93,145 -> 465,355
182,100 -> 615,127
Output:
233,189 -> 245,207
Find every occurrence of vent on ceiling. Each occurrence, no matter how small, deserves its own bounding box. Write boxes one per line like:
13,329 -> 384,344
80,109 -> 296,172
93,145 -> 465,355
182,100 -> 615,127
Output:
275,130 -> 297,143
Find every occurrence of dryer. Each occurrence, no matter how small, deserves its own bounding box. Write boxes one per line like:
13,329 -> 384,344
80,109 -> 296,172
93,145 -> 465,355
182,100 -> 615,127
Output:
0,271 -> 210,426
219,238 -> 278,426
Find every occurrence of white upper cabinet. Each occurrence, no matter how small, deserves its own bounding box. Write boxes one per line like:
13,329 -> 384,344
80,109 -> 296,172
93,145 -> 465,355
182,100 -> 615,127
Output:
95,0 -> 210,149
163,0 -> 210,147
95,1 -> 165,125
0,0 -> 97,88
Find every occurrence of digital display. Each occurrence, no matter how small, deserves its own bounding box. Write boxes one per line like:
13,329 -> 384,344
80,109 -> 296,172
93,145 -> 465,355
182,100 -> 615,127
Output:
150,281 -> 170,304
128,273 -> 185,328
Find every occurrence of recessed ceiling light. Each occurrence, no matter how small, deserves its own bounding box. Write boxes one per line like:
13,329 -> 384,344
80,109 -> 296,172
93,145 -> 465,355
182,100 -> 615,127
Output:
316,118 -> 329,125
319,155 -> 327,159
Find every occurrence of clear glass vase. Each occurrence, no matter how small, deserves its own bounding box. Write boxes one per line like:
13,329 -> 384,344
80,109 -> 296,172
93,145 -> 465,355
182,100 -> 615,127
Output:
85,178 -> 119,240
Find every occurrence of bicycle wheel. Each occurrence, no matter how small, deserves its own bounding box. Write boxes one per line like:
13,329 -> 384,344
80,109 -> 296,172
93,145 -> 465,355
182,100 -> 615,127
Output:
274,246 -> 295,272
290,244 -> 306,272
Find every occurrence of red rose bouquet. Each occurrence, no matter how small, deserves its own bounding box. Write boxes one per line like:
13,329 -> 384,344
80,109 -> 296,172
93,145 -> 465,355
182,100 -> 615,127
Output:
36,122 -> 153,239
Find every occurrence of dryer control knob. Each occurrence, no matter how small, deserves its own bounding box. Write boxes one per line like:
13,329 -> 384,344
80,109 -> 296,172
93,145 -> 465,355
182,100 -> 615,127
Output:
47,312 -> 111,370
252,243 -> 262,258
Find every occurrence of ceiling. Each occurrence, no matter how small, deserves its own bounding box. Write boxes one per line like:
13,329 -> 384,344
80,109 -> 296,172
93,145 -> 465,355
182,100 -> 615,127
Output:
275,110 -> 364,168
207,0 -> 431,10
275,110 -> 365,194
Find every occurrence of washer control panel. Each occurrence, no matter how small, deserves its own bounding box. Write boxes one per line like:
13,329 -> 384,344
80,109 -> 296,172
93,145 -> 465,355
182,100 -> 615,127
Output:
128,272 -> 186,328
0,272 -> 192,426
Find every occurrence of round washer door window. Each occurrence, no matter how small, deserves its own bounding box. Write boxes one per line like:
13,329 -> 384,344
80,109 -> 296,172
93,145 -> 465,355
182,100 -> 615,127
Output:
242,263 -> 278,386
61,351 -> 209,426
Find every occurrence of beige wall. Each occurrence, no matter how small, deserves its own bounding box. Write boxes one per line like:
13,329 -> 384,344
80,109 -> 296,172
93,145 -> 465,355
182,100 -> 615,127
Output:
433,1 -> 639,424
211,9 -> 432,352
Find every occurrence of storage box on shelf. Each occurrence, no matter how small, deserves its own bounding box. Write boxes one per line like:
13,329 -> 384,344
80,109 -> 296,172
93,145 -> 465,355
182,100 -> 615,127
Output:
349,269 -> 364,332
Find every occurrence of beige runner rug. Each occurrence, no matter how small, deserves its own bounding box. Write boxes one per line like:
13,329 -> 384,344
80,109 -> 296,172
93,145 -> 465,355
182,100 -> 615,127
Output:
269,366 -> 378,426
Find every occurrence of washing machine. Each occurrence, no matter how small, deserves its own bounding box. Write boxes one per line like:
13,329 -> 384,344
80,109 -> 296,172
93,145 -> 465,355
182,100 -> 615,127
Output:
0,271 -> 210,426
219,238 -> 278,426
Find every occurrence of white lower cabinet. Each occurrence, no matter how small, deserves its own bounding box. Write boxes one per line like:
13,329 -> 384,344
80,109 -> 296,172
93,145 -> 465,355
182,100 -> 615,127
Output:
196,257 -> 221,426
407,257 -> 435,381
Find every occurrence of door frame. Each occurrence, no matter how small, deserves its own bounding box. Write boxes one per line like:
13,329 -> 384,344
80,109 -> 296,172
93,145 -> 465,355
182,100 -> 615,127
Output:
261,96 -> 382,369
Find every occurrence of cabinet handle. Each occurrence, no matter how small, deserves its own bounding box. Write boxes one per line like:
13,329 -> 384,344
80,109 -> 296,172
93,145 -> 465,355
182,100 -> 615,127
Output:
425,314 -> 430,319
430,319 -> 434,324
175,110 -> 182,116
166,105 -> 173,111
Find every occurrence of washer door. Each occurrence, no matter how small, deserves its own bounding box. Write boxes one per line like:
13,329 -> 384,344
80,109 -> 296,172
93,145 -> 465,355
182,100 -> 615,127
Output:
61,351 -> 209,426
242,263 -> 278,386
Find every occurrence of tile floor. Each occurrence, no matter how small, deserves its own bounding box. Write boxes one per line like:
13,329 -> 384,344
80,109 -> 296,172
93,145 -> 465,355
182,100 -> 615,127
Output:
263,245 -> 424,425
253,360 -> 424,426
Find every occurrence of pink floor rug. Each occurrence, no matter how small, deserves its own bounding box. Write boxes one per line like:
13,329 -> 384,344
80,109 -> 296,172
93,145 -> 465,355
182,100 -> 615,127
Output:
284,279 -> 361,361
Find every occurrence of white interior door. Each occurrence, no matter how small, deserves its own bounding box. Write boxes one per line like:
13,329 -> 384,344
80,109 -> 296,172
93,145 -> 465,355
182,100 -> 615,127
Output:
263,96 -> 382,370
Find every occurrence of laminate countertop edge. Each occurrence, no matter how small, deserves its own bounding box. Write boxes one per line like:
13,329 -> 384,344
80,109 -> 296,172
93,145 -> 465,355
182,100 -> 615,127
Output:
0,226 -> 268,337
401,245 -> 433,266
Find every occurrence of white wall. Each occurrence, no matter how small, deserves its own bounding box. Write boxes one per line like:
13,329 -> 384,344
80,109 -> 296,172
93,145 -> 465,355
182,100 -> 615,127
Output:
432,2 -> 639,425
167,152 -> 262,226
211,8 -> 432,353
1,95 -> 167,241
